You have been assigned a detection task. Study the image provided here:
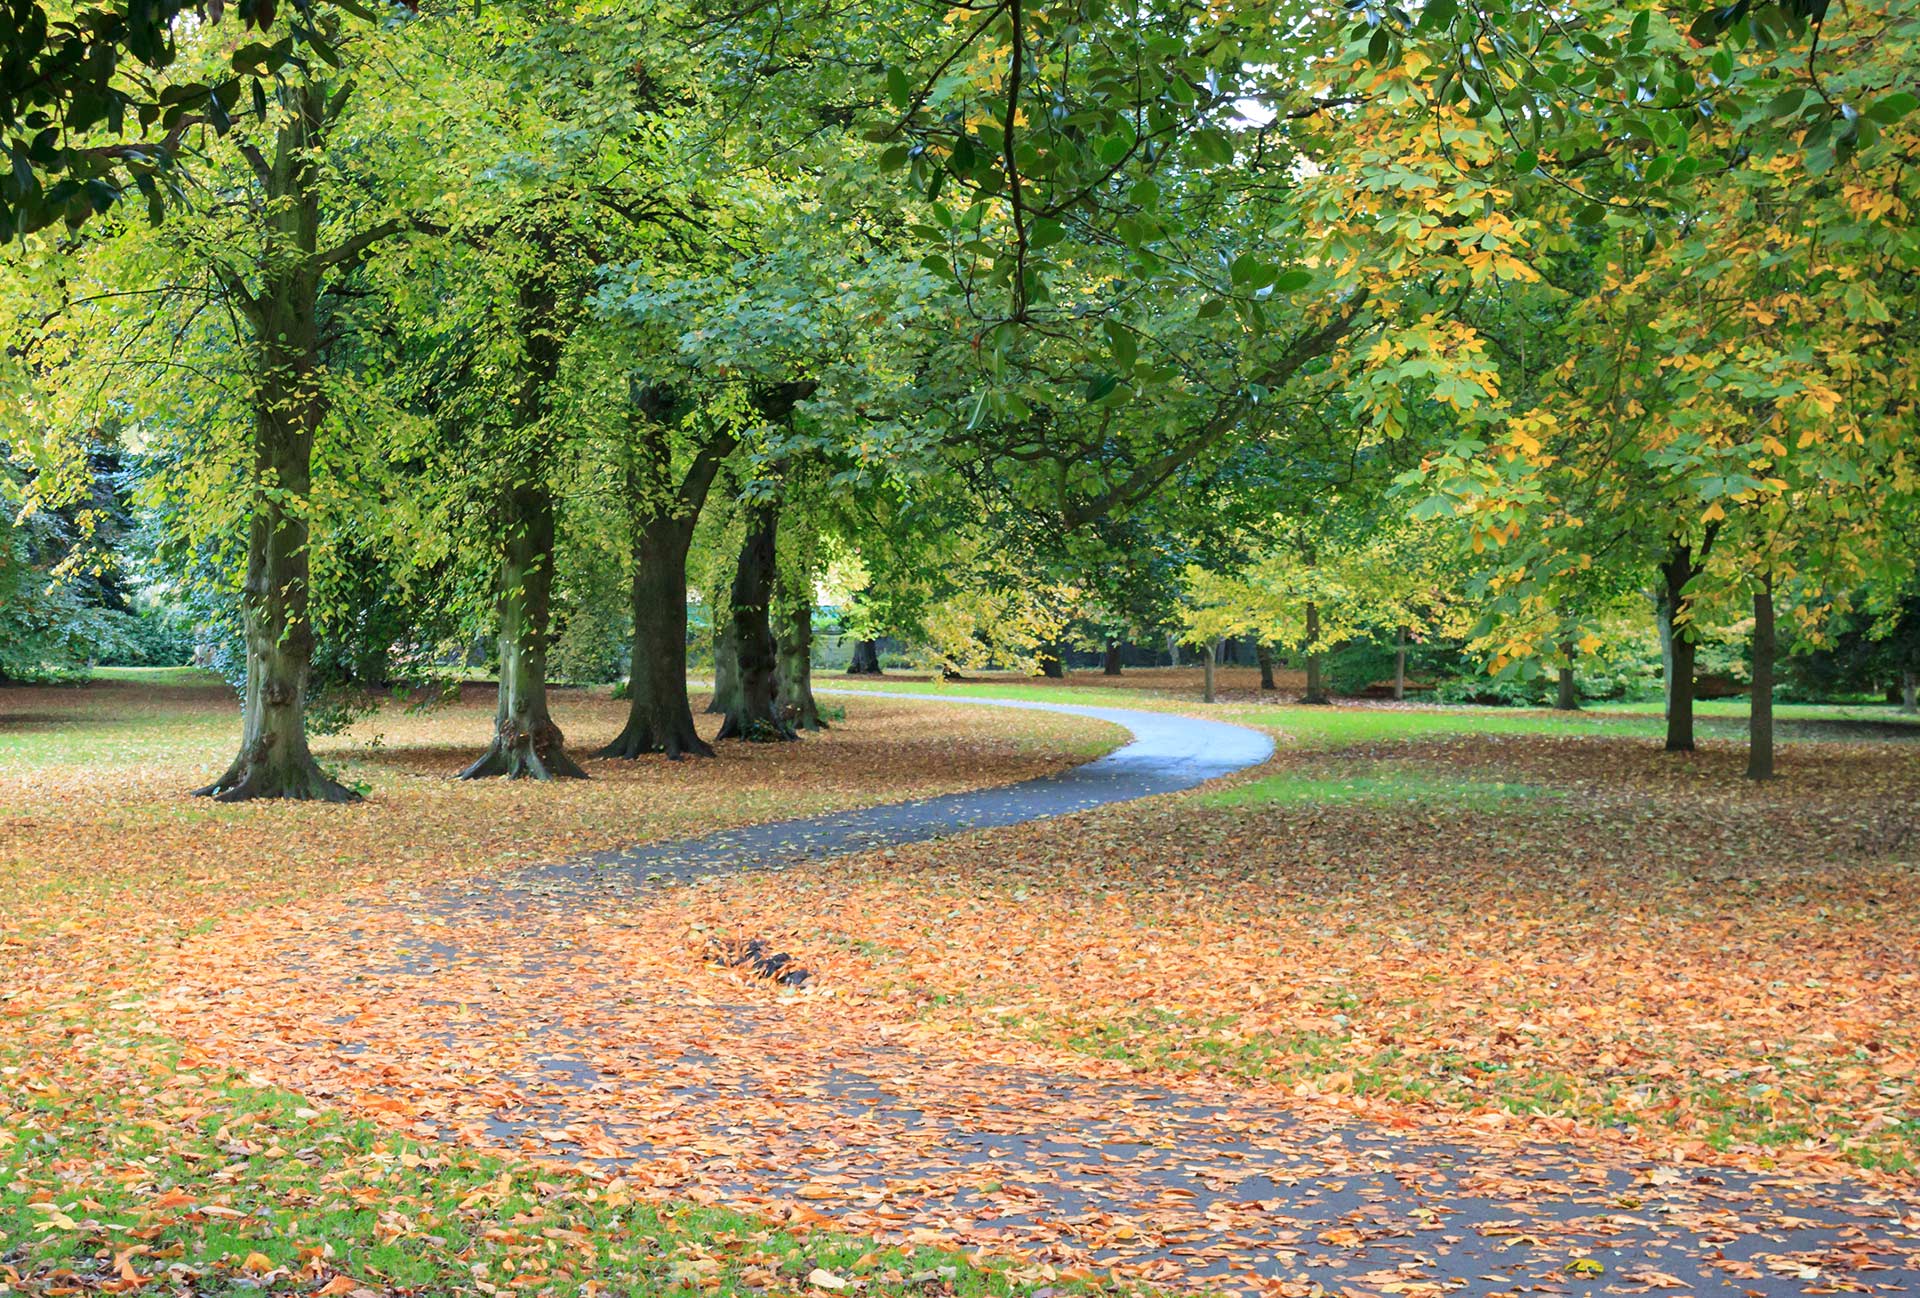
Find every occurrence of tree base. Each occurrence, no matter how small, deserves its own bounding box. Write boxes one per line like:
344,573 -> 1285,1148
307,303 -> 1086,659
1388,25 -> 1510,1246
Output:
599,719 -> 715,761
195,755 -> 361,803
1299,694 -> 1332,706
458,727 -> 589,780
716,711 -> 797,742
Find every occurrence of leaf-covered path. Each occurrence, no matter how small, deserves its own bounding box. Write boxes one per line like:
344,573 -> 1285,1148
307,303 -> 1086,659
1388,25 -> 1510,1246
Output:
157,696 -> 1918,1297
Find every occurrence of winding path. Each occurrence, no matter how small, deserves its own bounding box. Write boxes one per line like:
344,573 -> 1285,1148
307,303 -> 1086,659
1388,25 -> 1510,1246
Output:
188,690 -> 1917,1297
495,691 -> 1274,905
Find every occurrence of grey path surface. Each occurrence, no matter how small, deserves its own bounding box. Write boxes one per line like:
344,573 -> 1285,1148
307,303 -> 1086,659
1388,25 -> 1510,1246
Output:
493,691 -> 1274,904
299,691 -> 1917,1295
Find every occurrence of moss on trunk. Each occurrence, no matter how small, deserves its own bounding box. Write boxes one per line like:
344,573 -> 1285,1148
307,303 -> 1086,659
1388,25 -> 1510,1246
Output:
197,80 -> 354,804
461,483 -> 584,780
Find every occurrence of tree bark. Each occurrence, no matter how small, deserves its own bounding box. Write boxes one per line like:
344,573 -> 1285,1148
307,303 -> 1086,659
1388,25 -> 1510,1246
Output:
1202,640 -> 1216,703
1102,641 -> 1123,676
1301,600 -> 1330,704
1747,575 -> 1775,781
716,496 -> 792,741
603,384 -> 735,759
460,223 -> 583,781
775,582 -> 825,731
1555,638 -> 1579,712
707,622 -> 738,715
602,515 -> 711,759
1392,627 -> 1407,701
1165,632 -> 1180,667
846,637 -> 884,675
197,80 -> 354,803
460,482 -> 585,779
1660,541 -> 1704,753
1656,593 -> 1678,719
1257,640 -> 1277,691
1902,670 -> 1918,715
1038,646 -> 1065,678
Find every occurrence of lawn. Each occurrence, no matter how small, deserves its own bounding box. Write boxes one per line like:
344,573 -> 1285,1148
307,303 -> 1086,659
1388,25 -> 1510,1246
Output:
0,673 -> 1121,1297
5,669 -> 1917,1297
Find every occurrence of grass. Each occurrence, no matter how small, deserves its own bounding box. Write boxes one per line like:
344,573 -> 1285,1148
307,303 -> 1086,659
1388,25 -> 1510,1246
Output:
823,670 -> 1920,749
1201,768 -> 1557,809
6,665 -> 1918,1296
0,1029 -> 1075,1298
0,673 -> 1130,1296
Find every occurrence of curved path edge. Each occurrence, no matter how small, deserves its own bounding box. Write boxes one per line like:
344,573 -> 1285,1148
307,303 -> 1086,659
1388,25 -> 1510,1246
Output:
496,688 -> 1273,901
308,690 -> 1918,1298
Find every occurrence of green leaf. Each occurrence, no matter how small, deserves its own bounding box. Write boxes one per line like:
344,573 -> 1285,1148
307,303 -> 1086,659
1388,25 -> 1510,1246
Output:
886,66 -> 913,111
1104,319 -> 1138,368
1272,269 -> 1312,293
1866,91 -> 1918,124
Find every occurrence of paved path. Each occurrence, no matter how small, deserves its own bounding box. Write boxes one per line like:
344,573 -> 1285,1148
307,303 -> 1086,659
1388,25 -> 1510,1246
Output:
490,691 -> 1274,906
187,691 -> 1918,1297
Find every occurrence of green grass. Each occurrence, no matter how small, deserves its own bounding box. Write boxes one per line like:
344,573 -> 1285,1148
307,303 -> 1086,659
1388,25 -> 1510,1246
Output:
88,665 -> 228,687
1202,769 -> 1557,809
997,1008 -> 1919,1171
0,1031 -> 1102,1297
822,677 -> 1919,747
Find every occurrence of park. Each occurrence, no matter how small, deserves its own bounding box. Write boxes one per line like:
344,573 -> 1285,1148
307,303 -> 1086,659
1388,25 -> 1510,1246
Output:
2,0 -> 1918,1294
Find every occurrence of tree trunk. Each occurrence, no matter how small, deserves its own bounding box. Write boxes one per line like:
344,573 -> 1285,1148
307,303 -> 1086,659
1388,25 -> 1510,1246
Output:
1166,632 -> 1180,667
1392,627 -> 1407,701
1301,600 -> 1330,705
1902,670 -> 1918,715
1661,543 -> 1702,752
1656,594 -> 1677,719
1257,640 -> 1277,691
602,516 -> 711,760
1747,576 -> 1775,781
1667,633 -> 1698,751
1102,641 -> 1123,676
1555,639 -> 1579,712
461,483 -> 585,780
716,497 -> 792,741
1038,646 -> 1065,678
706,621 -> 738,715
846,637 -> 884,675
1202,641 -> 1216,703
196,81 -> 353,803
775,584 -> 825,731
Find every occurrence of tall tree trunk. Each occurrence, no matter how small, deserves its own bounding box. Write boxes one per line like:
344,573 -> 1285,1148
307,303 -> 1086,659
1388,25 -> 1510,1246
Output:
1902,670 -> 1918,715
846,637 -> 884,675
461,483 -> 584,779
603,516 -> 711,759
197,81 -> 353,803
1102,641 -> 1123,676
1657,531 -> 1719,752
1656,593 -> 1678,719
460,222 -> 583,781
1393,627 -> 1407,701
1660,542 -> 1703,753
1202,640 -> 1216,703
1747,575 -> 1775,781
1038,645 -> 1065,678
1165,632 -> 1180,667
716,497 -> 792,741
605,385 -> 735,758
1301,600 -> 1330,705
775,582 -> 825,731
1555,638 -> 1579,712
1257,640 -> 1277,691
707,622 -> 738,715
